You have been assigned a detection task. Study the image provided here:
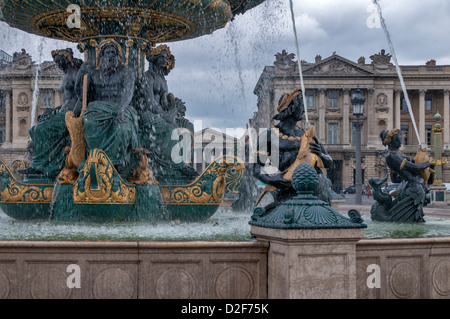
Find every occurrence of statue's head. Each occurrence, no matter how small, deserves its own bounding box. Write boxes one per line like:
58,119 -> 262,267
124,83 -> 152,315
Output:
380,129 -> 402,149
146,45 -> 175,72
273,88 -> 304,122
99,42 -> 121,69
51,48 -> 82,71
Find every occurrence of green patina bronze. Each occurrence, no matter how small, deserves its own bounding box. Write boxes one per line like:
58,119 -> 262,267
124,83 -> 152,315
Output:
0,0 -> 264,222
249,163 -> 366,229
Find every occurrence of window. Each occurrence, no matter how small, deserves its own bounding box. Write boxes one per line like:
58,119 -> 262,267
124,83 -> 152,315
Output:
42,90 -> 53,108
401,125 -> 409,146
328,123 -> 339,145
19,118 -> 28,137
0,91 -> 5,111
328,92 -> 338,109
425,125 -> 433,146
305,92 -> 314,109
401,96 -> 408,111
425,96 -> 432,111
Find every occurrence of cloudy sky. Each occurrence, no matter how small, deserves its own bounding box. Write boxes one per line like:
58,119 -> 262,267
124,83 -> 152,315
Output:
1,0 -> 450,137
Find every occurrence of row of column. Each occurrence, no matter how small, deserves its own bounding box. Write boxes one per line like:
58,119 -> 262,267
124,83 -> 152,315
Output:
1,88 -> 63,147
314,89 -> 371,145
394,89 -> 450,147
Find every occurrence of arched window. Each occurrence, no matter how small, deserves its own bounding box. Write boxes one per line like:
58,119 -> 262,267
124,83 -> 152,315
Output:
19,118 -> 28,137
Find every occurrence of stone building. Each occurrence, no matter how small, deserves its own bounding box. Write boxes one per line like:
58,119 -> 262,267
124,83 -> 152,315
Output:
250,49 -> 450,192
0,49 -> 64,164
194,128 -> 238,173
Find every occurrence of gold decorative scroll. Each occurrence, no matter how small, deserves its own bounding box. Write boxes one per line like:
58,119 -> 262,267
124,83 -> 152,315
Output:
0,159 -> 53,204
160,155 -> 244,205
74,149 -> 136,205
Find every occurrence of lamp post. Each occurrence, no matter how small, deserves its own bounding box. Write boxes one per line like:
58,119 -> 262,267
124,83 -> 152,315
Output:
352,89 -> 366,205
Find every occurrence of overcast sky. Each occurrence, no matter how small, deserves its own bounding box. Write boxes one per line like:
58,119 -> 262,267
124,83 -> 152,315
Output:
1,0 -> 450,136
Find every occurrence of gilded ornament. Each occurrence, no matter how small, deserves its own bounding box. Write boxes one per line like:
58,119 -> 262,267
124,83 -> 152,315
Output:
0,161 -> 53,204
128,148 -> 158,186
74,149 -> 136,205
160,155 -> 244,205
147,44 -> 175,71
57,110 -> 86,185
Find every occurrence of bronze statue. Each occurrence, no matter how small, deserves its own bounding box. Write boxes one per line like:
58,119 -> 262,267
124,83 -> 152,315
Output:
76,40 -> 139,174
140,44 -> 177,126
137,45 -> 197,182
20,48 -> 82,175
369,129 -> 431,222
252,88 -> 333,213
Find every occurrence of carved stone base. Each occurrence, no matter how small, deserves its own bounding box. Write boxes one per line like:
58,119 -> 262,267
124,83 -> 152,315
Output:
251,226 -> 364,299
430,185 -> 448,206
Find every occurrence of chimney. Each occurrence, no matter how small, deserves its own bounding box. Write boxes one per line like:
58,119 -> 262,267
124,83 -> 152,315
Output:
358,56 -> 366,65
315,55 -> 322,63
426,59 -> 436,66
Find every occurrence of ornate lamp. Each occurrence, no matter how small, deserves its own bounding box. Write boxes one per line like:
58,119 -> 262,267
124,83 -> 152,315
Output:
351,89 -> 366,205
351,89 -> 366,116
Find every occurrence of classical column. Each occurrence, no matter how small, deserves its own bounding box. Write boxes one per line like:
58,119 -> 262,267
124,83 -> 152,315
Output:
342,89 -> 350,145
387,91 -> 394,130
54,89 -> 62,109
443,90 -> 450,147
366,89 -> 376,147
5,90 -> 11,143
394,89 -> 401,129
419,89 -> 426,146
318,89 -> 326,144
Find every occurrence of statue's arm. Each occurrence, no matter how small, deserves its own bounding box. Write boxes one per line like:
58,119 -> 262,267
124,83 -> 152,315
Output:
309,136 -> 333,169
252,130 -> 290,189
141,75 -> 176,126
402,159 -> 430,173
152,99 -> 177,126
75,62 -> 93,99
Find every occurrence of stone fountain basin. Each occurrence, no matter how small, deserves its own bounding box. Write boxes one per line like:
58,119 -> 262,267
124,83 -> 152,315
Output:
0,209 -> 449,241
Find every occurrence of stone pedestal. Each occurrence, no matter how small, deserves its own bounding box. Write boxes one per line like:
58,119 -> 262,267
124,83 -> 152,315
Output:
430,185 -> 447,206
251,226 -> 364,299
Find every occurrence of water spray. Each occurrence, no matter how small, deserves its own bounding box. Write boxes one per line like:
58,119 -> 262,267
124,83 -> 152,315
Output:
289,0 -> 309,128
228,22 -> 255,156
372,0 -> 423,147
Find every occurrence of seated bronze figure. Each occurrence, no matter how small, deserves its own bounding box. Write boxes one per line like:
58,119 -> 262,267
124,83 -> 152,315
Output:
369,129 -> 431,223
252,88 -> 333,214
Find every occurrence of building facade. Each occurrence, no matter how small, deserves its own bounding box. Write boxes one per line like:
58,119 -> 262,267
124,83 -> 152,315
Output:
251,50 -> 450,192
0,49 -> 64,164
194,128 -> 238,173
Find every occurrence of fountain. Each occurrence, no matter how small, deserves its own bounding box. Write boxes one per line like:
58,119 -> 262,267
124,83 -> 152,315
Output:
0,0 -> 267,223
0,1 -> 448,300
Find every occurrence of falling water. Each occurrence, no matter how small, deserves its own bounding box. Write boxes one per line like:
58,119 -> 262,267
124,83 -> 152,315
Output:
372,0 -> 422,147
30,38 -> 46,127
288,0 -> 308,127
227,22 -> 254,150
30,64 -> 40,127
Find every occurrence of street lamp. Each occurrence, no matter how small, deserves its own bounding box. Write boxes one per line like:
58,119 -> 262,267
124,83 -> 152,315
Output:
352,89 -> 366,205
